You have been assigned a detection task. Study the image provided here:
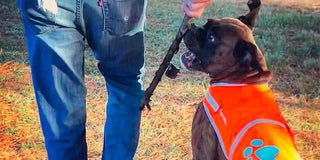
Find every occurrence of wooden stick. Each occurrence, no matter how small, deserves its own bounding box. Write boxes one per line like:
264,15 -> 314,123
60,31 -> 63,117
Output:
140,15 -> 192,110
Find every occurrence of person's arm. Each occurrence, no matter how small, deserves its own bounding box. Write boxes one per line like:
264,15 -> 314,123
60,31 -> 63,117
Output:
181,0 -> 212,18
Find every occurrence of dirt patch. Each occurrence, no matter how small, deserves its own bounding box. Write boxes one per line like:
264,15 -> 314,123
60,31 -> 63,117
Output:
263,0 -> 320,9
216,0 -> 320,9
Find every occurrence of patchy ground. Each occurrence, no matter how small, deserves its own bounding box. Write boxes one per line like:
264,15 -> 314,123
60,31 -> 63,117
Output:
1,0 -> 320,159
1,62 -> 319,159
221,0 -> 320,9
263,0 -> 320,9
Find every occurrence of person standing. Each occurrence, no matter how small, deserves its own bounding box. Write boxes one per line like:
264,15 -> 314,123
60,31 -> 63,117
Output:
17,0 -> 212,159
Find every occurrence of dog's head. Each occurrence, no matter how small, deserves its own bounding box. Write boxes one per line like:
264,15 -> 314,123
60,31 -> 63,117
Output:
181,0 -> 271,83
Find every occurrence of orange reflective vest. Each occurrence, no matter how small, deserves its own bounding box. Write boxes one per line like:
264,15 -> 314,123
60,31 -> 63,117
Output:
203,83 -> 301,160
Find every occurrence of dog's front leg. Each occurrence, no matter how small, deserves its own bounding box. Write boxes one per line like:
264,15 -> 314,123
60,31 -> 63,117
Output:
192,104 -> 226,160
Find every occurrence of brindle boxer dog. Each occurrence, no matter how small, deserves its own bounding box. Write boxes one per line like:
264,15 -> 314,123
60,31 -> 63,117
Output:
180,0 -> 301,159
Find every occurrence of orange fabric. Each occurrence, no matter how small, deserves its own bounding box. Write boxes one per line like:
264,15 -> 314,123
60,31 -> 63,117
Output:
203,83 -> 301,160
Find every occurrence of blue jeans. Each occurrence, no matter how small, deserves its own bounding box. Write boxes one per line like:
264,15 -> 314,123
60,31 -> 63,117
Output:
17,0 -> 146,159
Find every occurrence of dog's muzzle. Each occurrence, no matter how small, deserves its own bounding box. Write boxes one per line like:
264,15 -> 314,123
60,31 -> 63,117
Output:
180,51 -> 203,71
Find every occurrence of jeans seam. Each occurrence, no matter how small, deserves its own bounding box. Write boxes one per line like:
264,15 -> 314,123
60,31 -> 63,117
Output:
102,0 -> 108,31
76,0 -> 81,26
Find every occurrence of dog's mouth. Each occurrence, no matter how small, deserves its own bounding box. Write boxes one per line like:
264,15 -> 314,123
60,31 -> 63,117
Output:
180,51 -> 204,71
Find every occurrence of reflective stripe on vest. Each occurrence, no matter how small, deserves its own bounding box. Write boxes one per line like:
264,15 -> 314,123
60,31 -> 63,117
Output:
203,83 -> 301,160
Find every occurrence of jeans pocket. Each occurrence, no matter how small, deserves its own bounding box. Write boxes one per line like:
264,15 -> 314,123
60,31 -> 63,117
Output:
103,0 -> 146,35
17,0 -> 58,34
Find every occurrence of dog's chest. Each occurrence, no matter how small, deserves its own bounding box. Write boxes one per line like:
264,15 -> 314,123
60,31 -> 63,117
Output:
202,83 -> 298,159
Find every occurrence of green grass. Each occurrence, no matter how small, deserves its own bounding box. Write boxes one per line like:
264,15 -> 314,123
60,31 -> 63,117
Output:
2,0 -> 318,99
144,0 -> 320,99
0,0 -> 320,159
3,128 -> 19,137
0,0 -> 27,63
0,75 -> 6,83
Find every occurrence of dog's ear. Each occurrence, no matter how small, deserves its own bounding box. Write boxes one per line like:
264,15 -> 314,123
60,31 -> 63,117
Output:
234,40 -> 263,73
238,0 -> 261,30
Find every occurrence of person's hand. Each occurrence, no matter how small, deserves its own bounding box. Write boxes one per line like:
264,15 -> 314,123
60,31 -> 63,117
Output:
181,0 -> 212,18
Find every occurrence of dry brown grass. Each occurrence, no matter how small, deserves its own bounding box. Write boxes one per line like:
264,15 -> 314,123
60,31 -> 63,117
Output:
1,0 -> 320,159
0,62 -> 46,159
1,63 -> 319,159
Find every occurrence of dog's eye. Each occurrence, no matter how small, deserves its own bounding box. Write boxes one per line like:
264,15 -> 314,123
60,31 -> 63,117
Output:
208,33 -> 215,42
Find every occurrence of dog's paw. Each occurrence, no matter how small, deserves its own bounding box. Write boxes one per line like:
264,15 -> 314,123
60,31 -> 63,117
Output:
243,139 -> 279,160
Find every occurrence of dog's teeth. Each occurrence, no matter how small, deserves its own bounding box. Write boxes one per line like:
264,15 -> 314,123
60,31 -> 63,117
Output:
185,52 -> 196,61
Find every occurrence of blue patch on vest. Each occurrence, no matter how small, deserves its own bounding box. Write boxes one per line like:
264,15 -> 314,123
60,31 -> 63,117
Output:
255,146 -> 279,160
251,139 -> 263,147
243,139 -> 279,160
244,147 -> 252,157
